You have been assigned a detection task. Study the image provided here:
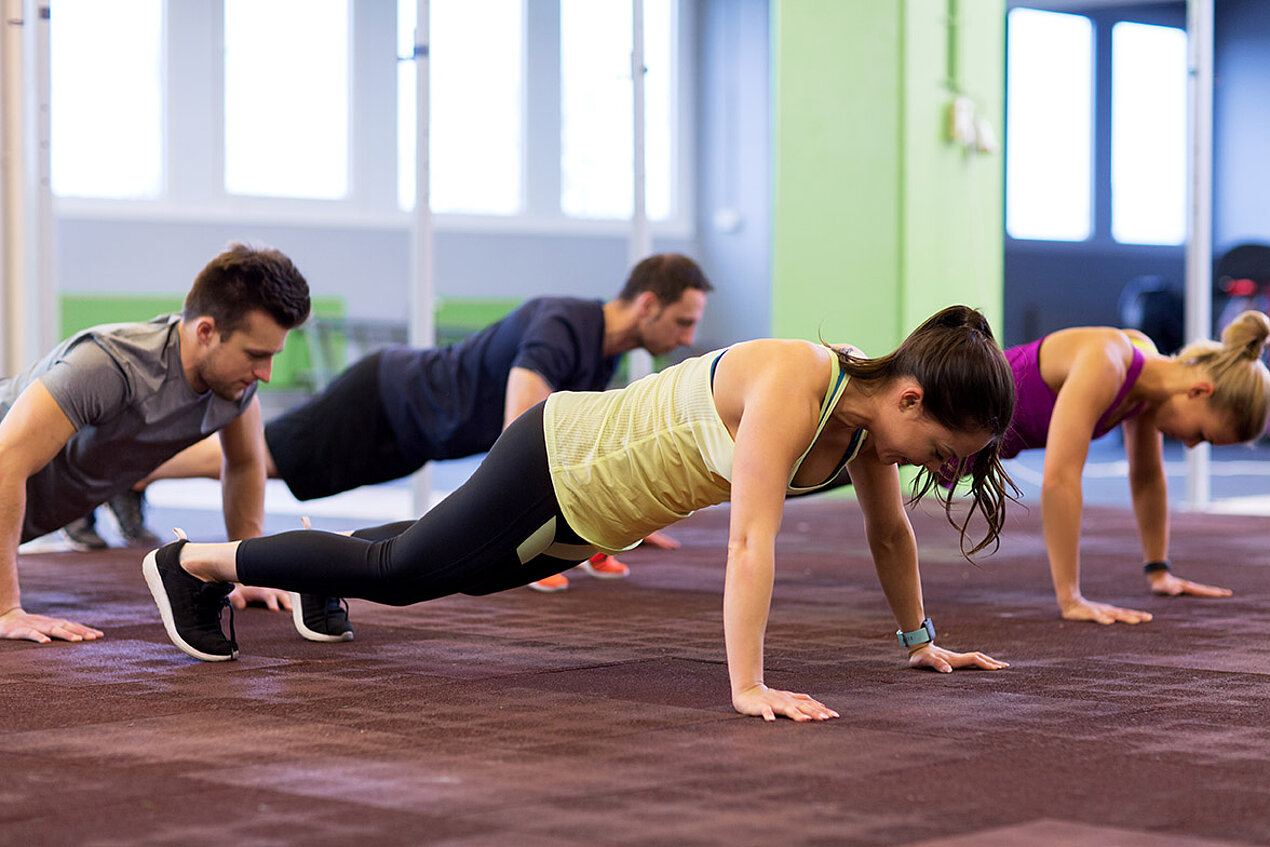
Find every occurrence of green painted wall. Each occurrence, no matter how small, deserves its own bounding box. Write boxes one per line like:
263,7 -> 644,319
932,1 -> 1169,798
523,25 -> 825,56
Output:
772,0 -> 1005,354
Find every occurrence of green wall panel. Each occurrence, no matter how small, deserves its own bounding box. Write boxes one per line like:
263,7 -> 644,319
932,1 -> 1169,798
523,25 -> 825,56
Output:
773,0 -> 1005,356
772,0 -> 902,353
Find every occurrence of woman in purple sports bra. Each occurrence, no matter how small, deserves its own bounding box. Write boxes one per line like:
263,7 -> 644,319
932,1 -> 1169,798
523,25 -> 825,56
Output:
1000,310 -> 1270,625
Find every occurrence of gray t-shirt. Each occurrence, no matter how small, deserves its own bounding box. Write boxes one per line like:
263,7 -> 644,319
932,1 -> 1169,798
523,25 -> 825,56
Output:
0,315 -> 255,541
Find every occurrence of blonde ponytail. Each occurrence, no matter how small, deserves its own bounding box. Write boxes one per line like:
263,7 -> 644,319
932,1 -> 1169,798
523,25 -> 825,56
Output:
1177,311 -> 1270,442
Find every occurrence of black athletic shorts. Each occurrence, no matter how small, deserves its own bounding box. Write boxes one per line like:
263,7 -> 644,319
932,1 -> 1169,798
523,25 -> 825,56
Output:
265,352 -> 420,501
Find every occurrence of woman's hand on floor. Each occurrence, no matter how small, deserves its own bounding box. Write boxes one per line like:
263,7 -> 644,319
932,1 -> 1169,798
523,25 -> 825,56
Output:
732,683 -> 839,722
907,644 -> 1009,673
1059,596 -> 1152,625
1148,571 -> 1233,598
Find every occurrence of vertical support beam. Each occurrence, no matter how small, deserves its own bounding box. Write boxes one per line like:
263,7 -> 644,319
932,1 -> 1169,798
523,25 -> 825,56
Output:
1,0 -> 51,376
33,0 -> 53,361
627,0 -> 652,380
1184,0 -> 1214,509
410,0 -> 435,514
1,0 -> 28,375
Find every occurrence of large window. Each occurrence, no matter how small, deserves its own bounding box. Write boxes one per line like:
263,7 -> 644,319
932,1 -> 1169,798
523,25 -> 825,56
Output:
560,0 -> 674,221
1006,8 -> 1188,246
1111,22 -> 1187,246
1005,8 -> 1093,242
397,0 -> 524,214
50,1 -> 687,232
223,0 -> 350,199
50,0 -> 165,199
398,0 -> 678,221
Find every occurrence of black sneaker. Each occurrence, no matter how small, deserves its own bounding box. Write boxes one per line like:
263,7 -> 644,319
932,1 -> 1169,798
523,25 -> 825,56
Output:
60,513 -> 109,551
142,536 -> 238,661
290,592 -> 354,642
107,490 -> 162,548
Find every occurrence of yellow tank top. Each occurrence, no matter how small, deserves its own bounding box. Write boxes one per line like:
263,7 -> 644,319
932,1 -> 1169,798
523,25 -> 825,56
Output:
543,347 -> 865,552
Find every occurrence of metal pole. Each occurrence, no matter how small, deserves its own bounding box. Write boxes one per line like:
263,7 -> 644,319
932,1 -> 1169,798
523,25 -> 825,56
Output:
627,0 -> 652,381
1184,0 -> 1214,509
34,1 -> 54,359
0,0 -> 51,375
1,0 -> 29,375
410,0 -> 435,515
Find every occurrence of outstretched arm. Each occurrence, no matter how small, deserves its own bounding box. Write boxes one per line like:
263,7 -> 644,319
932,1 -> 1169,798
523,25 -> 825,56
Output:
718,344 -> 840,721
848,451 -> 1005,673
219,397 -> 267,541
1123,416 -> 1231,599
218,398 -> 289,611
0,381 -> 104,643
504,367 -> 554,430
1042,343 -> 1152,624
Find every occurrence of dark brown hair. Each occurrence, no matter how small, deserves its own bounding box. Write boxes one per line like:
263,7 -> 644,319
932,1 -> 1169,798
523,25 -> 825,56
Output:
184,242 -> 311,337
618,253 -> 714,305
832,305 -> 1017,558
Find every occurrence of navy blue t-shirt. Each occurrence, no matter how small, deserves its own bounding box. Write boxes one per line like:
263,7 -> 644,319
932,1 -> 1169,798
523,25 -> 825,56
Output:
377,297 -> 617,463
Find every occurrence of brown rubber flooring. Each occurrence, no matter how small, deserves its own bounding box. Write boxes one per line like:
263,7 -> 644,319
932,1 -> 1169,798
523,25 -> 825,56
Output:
4,498 -> 1269,846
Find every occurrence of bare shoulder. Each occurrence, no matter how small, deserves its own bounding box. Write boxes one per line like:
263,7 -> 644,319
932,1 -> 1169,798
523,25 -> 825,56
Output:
721,338 -> 829,372
1040,327 -> 1136,401
1043,326 -> 1136,371
712,340 -> 830,430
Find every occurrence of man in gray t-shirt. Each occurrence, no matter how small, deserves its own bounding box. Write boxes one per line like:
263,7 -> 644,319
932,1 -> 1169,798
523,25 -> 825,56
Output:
0,243 -> 310,648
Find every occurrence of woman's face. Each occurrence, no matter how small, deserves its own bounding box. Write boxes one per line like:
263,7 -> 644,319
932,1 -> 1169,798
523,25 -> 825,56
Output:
870,384 -> 993,472
1154,394 -> 1240,447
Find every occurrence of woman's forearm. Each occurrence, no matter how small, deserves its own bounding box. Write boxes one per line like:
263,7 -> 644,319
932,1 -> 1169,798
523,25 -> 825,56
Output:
722,542 -> 775,696
1042,477 -> 1085,604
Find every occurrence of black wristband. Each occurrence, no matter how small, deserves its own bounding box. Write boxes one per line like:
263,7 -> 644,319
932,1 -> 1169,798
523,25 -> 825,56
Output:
1143,560 -> 1170,574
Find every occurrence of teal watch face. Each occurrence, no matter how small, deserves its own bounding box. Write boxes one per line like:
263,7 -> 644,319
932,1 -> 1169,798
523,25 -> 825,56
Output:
897,618 -> 935,647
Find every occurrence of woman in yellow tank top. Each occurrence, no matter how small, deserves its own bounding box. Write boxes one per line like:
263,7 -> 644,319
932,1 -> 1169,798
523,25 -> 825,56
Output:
144,305 -> 1018,723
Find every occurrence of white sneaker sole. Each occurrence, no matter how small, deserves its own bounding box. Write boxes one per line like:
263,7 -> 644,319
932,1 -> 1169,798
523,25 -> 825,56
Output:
527,580 -> 568,593
58,530 -> 108,553
579,561 -> 629,580
289,592 -> 354,642
142,550 -> 237,662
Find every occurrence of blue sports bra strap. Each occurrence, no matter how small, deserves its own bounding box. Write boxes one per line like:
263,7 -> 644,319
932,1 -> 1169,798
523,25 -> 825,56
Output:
709,349 -> 727,388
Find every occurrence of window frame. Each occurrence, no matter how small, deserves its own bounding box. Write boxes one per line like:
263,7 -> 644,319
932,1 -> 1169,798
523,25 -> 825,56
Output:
1004,7 -> 1095,243
1004,3 -> 1189,250
53,0 -> 695,241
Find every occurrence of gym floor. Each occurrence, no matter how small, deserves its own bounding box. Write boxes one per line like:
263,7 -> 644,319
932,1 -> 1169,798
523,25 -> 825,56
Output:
5,447 -> 1270,845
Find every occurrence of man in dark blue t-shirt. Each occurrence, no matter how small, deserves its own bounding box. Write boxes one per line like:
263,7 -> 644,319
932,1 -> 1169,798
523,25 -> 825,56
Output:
137,254 -> 712,589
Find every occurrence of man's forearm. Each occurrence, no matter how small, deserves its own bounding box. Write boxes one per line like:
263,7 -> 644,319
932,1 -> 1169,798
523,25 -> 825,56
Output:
0,477 -> 29,614
221,466 -> 265,541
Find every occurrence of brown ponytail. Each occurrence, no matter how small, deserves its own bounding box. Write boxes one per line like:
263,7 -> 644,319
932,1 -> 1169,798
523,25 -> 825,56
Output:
830,306 -> 1019,559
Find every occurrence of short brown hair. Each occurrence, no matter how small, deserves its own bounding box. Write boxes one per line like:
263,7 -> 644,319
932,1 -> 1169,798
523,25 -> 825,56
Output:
184,243 -> 311,337
618,253 -> 714,304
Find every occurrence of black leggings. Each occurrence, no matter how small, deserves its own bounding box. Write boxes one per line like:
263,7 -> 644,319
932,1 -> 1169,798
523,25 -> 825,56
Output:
236,403 -> 598,605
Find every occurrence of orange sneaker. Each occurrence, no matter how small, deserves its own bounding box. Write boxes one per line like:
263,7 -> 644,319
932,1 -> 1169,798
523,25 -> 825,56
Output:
580,553 -> 629,579
528,573 -> 569,592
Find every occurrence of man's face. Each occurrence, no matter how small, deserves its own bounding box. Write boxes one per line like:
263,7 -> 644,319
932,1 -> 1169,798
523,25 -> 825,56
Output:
196,310 -> 289,401
637,289 -> 707,356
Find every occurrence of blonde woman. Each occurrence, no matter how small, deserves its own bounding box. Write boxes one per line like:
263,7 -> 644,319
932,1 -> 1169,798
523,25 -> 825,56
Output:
968,312 -> 1270,625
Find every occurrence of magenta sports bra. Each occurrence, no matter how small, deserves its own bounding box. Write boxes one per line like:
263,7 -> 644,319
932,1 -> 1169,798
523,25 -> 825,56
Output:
999,335 -> 1151,459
